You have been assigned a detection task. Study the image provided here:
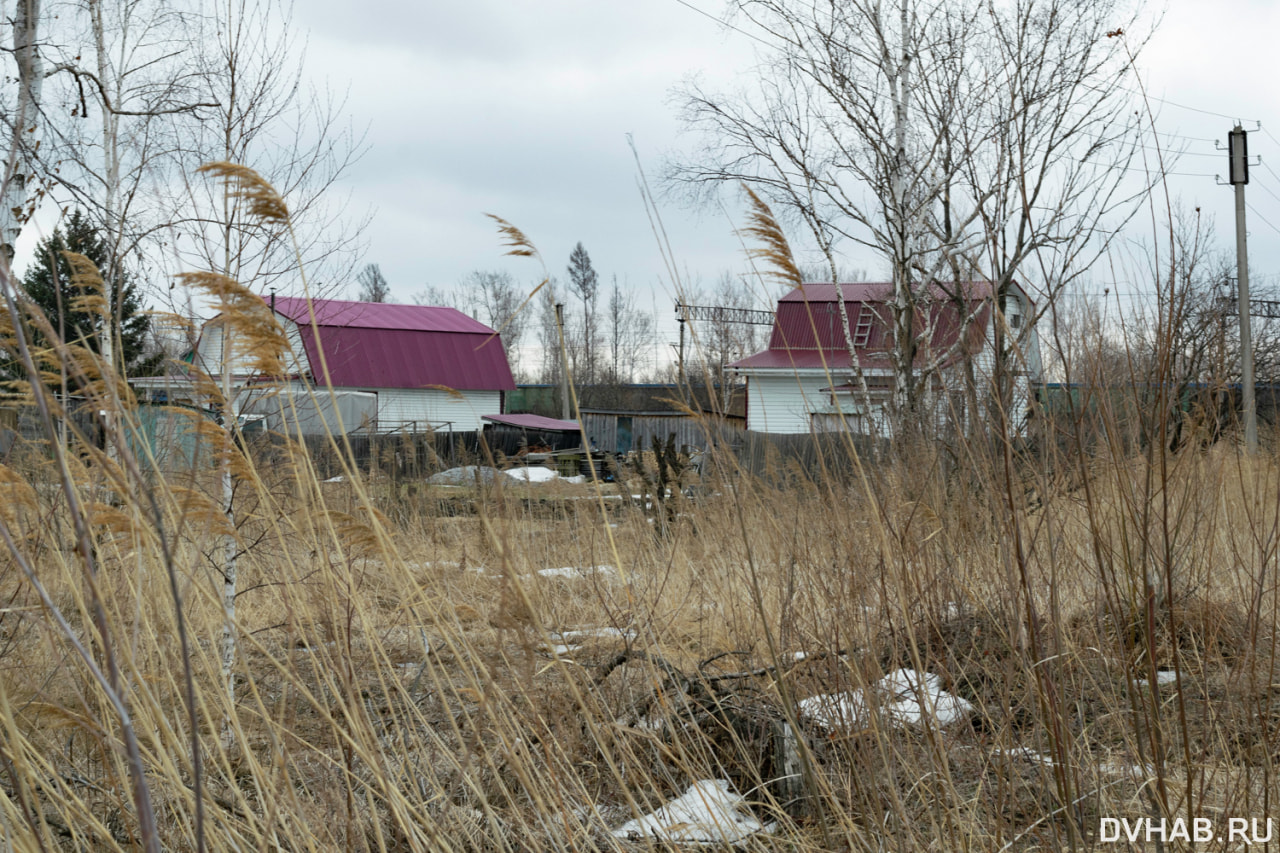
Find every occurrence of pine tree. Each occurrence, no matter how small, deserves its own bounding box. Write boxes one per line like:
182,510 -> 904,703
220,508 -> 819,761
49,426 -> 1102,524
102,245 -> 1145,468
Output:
19,210 -> 160,378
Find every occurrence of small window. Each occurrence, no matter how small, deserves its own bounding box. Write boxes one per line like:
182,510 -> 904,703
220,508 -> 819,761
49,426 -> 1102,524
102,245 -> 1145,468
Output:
1009,314 -> 1022,329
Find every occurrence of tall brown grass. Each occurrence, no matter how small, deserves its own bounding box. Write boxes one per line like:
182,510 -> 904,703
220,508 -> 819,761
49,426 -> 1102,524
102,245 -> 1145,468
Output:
0,170 -> 1276,852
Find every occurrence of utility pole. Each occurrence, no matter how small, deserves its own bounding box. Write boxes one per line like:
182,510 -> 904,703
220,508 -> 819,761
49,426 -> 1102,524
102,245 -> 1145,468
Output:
676,305 -> 687,403
555,303 -> 571,421
1229,125 -> 1257,454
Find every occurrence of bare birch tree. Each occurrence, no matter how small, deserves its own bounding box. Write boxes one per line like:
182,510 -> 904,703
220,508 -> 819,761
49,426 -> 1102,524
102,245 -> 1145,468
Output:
0,0 -> 45,262
165,0 -> 365,299
36,0 -> 213,380
356,262 -> 390,302
566,242 -> 599,383
458,269 -> 528,378
603,274 -> 653,386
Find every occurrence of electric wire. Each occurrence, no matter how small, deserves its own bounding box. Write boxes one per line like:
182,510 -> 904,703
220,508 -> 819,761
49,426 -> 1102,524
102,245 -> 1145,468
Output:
1123,87 -> 1257,123
1246,202 -> 1280,239
671,0 -> 775,48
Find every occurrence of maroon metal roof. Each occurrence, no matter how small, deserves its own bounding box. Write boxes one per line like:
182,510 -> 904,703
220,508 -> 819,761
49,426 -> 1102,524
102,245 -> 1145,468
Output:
483,413 -> 580,431
268,296 -> 515,391
731,282 -> 999,372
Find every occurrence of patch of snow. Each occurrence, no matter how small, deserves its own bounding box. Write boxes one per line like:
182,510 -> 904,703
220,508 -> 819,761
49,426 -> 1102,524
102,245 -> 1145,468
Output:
551,627 -> 634,644
612,780 -> 774,846
993,747 -> 1055,766
563,475 -> 586,484
1134,669 -> 1180,688
505,466 -> 559,483
1099,761 -> 1155,780
543,627 -> 633,655
322,475 -> 344,483
536,565 -> 618,580
427,466 -> 501,485
800,668 -> 974,730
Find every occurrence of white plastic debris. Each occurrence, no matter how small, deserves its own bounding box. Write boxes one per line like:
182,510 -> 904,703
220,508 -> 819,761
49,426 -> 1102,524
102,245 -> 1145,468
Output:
612,779 -> 773,846
505,466 -> 559,483
800,668 -> 974,730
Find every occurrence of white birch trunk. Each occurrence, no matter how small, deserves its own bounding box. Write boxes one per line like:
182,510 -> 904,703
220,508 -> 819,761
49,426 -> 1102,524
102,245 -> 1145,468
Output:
1,0 -> 43,261
889,0 -> 915,431
219,329 -> 237,748
88,0 -> 120,376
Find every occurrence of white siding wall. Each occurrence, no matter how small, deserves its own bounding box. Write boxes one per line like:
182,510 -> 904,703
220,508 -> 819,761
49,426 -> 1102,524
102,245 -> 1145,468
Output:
744,372 -> 832,434
374,388 -> 501,432
195,317 -> 308,377
236,383 -> 499,433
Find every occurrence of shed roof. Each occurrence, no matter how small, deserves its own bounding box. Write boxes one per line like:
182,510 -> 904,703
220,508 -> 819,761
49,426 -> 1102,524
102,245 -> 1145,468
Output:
482,413 -> 580,432
268,296 -> 515,391
731,282 -> 1003,372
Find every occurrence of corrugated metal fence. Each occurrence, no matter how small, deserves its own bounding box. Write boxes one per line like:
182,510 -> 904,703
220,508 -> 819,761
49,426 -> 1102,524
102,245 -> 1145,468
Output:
582,412 -> 745,455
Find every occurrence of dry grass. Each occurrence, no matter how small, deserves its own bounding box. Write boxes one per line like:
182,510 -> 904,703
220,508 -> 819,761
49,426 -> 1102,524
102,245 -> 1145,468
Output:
0,408 -> 1277,851
1,163 -> 1274,850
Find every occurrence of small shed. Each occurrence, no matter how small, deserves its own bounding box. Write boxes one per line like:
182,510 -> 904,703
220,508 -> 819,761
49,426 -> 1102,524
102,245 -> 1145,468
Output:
481,413 -> 582,454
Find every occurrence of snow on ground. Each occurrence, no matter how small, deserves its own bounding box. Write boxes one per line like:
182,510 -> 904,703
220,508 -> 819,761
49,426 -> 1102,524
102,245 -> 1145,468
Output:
427,466 -> 501,485
800,668 -> 974,730
505,466 -> 559,482
611,779 -> 774,846
550,627 -> 634,643
1133,669 -> 1179,688
535,565 -> 618,580
541,626 -> 635,654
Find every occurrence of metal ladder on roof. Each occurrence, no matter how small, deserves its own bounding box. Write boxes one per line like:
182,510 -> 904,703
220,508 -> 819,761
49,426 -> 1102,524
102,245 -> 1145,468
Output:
852,304 -> 873,347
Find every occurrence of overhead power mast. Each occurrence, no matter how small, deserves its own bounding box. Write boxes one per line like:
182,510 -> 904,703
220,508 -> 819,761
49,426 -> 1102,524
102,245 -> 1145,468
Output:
1228,125 -> 1257,454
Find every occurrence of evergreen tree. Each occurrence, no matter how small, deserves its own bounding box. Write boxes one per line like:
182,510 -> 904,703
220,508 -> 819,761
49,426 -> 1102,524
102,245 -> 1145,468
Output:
19,210 -> 160,378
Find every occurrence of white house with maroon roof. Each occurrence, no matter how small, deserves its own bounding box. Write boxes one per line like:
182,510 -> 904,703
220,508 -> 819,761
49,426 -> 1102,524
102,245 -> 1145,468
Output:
139,296 -> 516,434
729,282 -> 1041,436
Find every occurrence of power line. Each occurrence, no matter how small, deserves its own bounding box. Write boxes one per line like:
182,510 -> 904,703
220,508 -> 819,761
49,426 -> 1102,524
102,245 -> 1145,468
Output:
1141,146 -> 1224,158
1261,159 -> 1280,188
1119,166 -> 1220,178
671,0 -> 775,47
1246,202 -> 1280,238
1123,87 -> 1257,123
1249,172 -> 1280,208
1152,131 -> 1222,145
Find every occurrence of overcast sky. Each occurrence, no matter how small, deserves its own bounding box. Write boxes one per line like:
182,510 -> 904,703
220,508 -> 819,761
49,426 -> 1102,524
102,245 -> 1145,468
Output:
286,0 -> 1280,362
